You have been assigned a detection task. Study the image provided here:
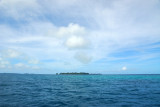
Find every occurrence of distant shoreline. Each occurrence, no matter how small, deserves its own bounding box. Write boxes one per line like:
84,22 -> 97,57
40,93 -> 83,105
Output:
0,73 -> 160,75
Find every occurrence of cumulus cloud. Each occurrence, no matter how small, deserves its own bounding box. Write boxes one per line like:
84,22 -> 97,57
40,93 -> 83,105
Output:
74,52 -> 92,64
28,59 -> 39,64
122,66 -> 127,71
15,63 -> 26,68
0,21 -> 91,64
65,36 -> 89,49
55,23 -> 86,38
4,49 -> 21,58
0,57 -> 10,68
0,49 -> 40,70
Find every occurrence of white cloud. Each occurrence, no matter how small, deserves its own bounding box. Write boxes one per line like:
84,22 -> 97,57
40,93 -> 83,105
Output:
122,66 -> 127,71
14,63 -> 39,69
0,0 -> 41,20
0,22 -> 91,64
55,23 -> 85,38
28,59 -> 39,64
65,36 -> 89,49
0,49 -> 41,70
0,57 -> 10,68
74,52 -> 92,64
15,63 -> 24,67
0,65 -> 6,68
5,49 -> 21,58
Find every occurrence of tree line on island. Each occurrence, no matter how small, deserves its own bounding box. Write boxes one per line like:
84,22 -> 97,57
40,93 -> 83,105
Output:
56,72 -> 101,75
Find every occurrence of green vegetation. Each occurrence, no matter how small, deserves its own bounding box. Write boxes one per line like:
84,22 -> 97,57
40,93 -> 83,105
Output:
56,72 -> 102,75
58,72 -> 89,75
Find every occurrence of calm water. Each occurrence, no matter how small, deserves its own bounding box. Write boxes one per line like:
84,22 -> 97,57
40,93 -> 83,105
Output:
0,74 -> 160,107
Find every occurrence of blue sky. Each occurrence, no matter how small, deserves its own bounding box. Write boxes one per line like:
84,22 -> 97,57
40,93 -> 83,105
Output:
0,0 -> 160,74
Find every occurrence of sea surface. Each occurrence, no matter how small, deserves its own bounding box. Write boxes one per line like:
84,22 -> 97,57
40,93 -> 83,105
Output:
0,74 -> 160,107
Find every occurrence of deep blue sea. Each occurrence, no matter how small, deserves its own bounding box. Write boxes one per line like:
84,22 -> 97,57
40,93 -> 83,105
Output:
0,74 -> 160,107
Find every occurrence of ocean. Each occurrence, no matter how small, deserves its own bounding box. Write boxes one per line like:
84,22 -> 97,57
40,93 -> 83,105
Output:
0,74 -> 160,107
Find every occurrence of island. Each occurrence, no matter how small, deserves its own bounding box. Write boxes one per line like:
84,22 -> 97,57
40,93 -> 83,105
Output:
56,72 -> 101,75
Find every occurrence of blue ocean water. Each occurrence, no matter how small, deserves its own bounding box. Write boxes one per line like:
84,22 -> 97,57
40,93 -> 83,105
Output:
0,74 -> 160,107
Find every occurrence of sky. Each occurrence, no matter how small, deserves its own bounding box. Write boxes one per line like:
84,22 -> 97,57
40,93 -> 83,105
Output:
0,0 -> 160,74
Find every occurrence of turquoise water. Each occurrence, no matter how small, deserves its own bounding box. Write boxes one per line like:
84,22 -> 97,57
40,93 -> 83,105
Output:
0,74 -> 160,107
